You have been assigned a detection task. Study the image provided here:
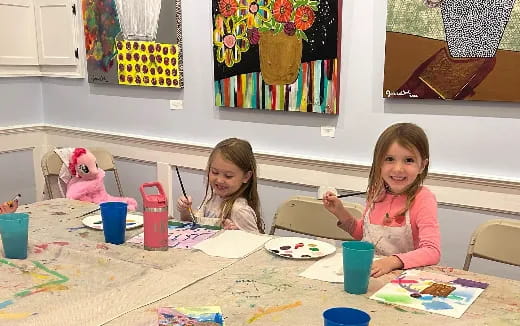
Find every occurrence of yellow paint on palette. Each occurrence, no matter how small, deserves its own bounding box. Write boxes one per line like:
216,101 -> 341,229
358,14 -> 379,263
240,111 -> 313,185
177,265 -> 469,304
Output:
0,312 -> 33,319
247,300 -> 302,323
117,41 -> 180,88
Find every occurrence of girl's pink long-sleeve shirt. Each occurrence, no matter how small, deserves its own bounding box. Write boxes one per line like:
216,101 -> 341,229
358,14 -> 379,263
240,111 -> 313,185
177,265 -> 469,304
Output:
343,186 -> 441,269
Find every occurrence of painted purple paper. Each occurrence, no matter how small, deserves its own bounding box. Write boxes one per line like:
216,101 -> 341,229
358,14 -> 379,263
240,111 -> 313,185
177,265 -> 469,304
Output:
453,278 -> 489,289
127,226 -> 217,249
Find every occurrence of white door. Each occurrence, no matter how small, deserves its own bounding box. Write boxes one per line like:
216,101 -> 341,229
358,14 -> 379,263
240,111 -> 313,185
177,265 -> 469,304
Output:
0,0 -> 39,65
34,0 -> 77,65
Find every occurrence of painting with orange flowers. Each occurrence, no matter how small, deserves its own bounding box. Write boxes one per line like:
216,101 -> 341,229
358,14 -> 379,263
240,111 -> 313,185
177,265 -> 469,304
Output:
82,0 -> 184,88
384,0 -> 520,102
212,0 -> 341,114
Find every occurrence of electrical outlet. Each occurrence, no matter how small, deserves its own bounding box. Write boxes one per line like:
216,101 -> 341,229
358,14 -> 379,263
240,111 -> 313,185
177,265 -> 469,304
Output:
169,100 -> 183,110
321,126 -> 336,138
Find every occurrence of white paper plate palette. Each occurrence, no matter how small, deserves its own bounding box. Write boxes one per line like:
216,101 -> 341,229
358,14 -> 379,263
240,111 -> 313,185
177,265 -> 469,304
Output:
82,214 -> 144,230
264,236 -> 336,259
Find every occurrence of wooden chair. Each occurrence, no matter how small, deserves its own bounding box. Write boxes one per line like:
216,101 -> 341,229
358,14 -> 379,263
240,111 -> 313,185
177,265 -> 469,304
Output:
269,196 -> 364,240
41,147 -> 124,199
463,218 -> 520,271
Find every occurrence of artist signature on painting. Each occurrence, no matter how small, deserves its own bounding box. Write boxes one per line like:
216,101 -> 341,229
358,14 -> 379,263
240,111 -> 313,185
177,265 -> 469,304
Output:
91,75 -> 109,83
386,89 -> 418,98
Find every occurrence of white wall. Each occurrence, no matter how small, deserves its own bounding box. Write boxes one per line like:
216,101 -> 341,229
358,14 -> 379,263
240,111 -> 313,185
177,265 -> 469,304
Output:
40,0 -> 520,183
0,77 -> 43,127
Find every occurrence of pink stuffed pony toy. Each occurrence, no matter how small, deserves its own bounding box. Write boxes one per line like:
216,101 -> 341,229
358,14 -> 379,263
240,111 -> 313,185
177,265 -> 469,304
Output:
66,148 -> 137,210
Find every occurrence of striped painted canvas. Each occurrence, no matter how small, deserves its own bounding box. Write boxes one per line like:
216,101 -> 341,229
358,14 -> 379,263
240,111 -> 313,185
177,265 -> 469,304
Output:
212,0 -> 341,114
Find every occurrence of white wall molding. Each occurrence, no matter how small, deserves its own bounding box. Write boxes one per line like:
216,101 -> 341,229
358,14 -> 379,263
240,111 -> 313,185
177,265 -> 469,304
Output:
1,124 -> 519,214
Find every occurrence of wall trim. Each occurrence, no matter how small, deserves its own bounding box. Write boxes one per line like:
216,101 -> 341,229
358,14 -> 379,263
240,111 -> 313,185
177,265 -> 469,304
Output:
1,124 -> 519,214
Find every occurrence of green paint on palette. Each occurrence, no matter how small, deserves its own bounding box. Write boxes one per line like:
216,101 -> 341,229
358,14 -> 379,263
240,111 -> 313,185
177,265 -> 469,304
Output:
376,293 -> 414,304
309,248 -> 319,251
394,307 -> 407,312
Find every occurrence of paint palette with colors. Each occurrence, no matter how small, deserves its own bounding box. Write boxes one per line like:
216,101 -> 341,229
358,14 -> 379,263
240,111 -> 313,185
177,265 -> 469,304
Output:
264,236 -> 336,259
82,214 -> 144,230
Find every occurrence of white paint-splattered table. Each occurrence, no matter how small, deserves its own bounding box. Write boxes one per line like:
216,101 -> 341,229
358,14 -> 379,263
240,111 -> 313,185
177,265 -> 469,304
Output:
1,199 -> 519,325
105,248 -> 520,326
0,199 -> 236,325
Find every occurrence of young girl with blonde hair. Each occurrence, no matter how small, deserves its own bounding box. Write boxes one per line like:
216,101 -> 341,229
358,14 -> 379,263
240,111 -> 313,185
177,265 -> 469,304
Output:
177,138 -> 264,233
323,123 -> 440,277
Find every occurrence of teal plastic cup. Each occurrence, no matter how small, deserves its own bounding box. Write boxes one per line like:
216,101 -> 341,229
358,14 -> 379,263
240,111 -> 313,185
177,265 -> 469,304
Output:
323,307 -> 371,326
100,202 -> 127,245
342,241 -> 374,294
0,213 -> 29,259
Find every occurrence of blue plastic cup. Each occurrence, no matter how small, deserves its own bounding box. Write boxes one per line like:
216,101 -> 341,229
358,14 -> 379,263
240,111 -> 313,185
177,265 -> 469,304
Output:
323,307 -> 371,326
100,202 -> 127,245
0,213 -> 29,259
342,241 -> 375,294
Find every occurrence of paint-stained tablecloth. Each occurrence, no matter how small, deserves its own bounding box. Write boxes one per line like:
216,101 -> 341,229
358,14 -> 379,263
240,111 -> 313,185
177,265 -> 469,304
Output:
0,199 -> 236,325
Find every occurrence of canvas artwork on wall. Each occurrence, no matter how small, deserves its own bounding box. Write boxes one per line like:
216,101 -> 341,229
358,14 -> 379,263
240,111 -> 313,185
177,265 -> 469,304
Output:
83,0 -> 184,88
384,0 -> 520,102
212,0 -> 341,114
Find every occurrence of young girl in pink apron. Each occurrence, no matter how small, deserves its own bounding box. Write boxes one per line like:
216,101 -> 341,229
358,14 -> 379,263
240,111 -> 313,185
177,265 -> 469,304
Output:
323,123 -> 441,277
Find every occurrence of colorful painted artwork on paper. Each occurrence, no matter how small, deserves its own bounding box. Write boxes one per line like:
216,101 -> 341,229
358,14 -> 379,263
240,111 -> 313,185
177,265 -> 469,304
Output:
370,270 -> 488,318
127,223 -> 219,249
384,0 -> 520,102
212,0 -> 341,114
82,0 -> 184,88
158,306 -> 224,326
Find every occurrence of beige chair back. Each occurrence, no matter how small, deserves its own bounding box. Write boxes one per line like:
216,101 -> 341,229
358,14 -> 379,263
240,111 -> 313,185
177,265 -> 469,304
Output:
463,218 -> 520,270
269,196 -> 365,240
41,147 -> 124,199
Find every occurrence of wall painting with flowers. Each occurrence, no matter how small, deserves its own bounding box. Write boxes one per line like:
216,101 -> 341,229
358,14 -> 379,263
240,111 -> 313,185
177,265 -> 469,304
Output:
83,0 -> 184,88
212,0 -> 341,114
384,0 -> 520,102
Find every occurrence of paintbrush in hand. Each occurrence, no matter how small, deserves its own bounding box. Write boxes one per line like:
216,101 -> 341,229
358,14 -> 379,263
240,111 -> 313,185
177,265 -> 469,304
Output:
175,166 -> 198,229
317,191 -> 367,200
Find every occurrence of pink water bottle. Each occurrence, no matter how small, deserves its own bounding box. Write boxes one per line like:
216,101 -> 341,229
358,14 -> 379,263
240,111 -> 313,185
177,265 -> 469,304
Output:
140,182 -> 168,251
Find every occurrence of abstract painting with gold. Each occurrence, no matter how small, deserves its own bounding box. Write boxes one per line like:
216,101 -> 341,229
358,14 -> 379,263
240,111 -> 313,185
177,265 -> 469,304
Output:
212,0 -> 341,114
384,0 -> 520,102
83,0 -> 183,88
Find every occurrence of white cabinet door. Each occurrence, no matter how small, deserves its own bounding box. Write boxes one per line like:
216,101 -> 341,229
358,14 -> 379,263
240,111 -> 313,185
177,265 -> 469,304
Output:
34,0 -> 77,65
0,0 -> 39,65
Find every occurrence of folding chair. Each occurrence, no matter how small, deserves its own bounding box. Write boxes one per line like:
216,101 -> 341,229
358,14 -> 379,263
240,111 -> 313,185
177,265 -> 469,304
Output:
463,218 -> 520,271
41,147 -> 124,199
269,196 -> 364,240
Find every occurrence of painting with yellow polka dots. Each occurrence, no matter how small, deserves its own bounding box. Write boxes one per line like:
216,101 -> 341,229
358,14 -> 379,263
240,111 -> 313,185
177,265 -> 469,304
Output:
83,0 -> 184,88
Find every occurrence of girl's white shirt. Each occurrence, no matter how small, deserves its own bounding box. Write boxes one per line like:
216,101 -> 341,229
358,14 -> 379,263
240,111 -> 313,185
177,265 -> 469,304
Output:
195,195 -> 260,233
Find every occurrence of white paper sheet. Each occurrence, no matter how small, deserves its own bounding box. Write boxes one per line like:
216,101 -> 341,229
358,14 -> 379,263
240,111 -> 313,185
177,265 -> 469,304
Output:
299,252 -> 344,283
193,230 -> 272,259
300,254 -> 381,283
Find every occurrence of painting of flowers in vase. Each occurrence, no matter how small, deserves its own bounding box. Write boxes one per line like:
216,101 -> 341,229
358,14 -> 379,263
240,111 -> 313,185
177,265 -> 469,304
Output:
212,0 -> 341,114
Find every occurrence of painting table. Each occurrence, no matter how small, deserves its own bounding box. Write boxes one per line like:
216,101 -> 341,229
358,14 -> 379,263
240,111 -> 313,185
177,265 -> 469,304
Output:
1,199 -> 519,325
0,199 -> 236,325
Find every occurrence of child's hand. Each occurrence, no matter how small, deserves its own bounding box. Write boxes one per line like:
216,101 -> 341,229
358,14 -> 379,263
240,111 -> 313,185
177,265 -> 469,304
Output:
222,218 -> 239,230
0,195 -> 20,214
322,191 -> 344,216
176,195 -> 192,212
371,256 -> 403,278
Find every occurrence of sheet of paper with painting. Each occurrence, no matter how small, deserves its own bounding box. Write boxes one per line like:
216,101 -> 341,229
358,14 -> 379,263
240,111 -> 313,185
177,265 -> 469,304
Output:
158,306 -> 224,325
370,270 -> 488,318
127,223 -> 218,249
